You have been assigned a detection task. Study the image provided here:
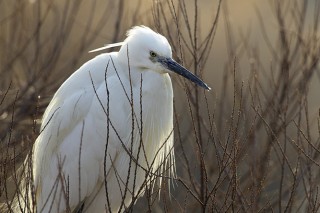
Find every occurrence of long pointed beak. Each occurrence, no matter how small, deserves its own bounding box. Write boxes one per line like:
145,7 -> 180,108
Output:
159,57 -> 211,90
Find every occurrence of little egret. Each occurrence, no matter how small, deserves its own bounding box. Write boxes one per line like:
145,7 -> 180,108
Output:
29,26 -> 210,212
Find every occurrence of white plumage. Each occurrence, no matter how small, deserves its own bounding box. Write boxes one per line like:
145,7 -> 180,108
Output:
30,26 -> 209,212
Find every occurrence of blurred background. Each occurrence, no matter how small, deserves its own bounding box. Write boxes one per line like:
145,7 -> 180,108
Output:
1,0 -> 320,212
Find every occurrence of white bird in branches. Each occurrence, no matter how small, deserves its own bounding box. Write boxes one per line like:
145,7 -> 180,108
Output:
29,26 -> 210,212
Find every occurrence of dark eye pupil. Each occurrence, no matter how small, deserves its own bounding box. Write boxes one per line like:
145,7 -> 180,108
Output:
150,51 -> 156,57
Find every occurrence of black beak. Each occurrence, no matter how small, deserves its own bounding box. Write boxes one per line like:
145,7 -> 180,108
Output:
159,57 -> 211,90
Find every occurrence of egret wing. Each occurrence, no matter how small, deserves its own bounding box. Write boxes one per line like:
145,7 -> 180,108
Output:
33,53 -> 128,212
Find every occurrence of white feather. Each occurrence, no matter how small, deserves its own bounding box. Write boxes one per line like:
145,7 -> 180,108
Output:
32,26 -> 177,212
88,42 -> 124,53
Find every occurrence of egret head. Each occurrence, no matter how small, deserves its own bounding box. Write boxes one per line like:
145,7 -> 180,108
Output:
119,26 -> 172,71
120,26 -> 210,90
92,26 -> 210,90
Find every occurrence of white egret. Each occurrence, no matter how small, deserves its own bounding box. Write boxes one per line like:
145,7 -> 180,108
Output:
29,26 -> 210,212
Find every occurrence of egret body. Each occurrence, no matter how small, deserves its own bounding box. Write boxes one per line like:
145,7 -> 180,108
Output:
31,26 -> 209,212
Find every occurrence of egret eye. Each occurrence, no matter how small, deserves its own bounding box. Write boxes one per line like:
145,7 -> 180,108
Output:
150,51 -> 157,57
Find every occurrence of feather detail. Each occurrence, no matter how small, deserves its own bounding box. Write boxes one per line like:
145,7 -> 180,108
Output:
88,42 -> 124,53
